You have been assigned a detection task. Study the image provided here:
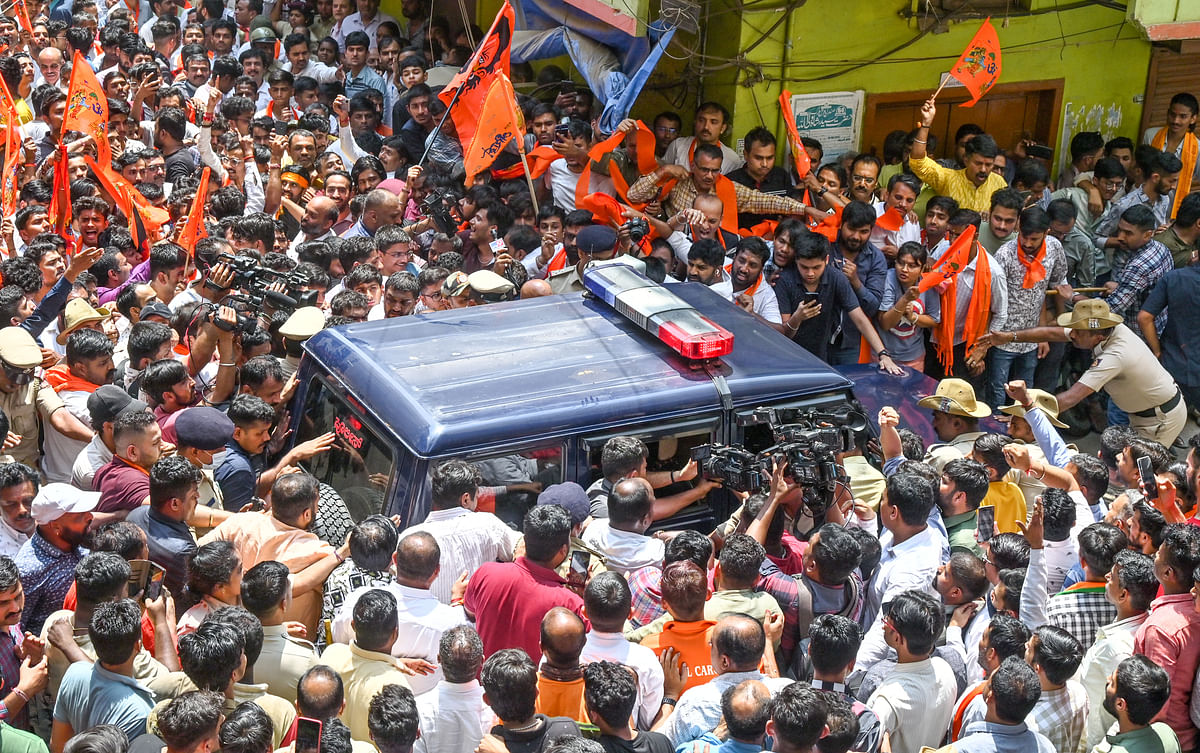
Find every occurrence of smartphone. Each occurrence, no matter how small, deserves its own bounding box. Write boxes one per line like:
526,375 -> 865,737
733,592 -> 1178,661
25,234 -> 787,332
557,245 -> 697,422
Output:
803,291 -> 820,304
1027,144 -> 1054,160
555,119 -> 570,138
144,567 -> 164,601
127,560 -> 166,599
976,505 -> 996,543
296,717 -> 322,753
1137,455 -> 1158,501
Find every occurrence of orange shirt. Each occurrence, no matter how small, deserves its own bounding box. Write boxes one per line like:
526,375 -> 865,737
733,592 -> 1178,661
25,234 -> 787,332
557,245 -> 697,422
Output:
640,619 -> 717,692
535,674 -> 589,723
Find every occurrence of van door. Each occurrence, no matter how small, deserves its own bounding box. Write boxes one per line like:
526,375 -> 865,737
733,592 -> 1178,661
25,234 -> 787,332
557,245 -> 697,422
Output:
292,374 -> 412,535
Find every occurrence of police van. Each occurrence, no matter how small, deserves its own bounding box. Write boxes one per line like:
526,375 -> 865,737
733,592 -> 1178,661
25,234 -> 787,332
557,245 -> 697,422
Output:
288,260 -> 927,530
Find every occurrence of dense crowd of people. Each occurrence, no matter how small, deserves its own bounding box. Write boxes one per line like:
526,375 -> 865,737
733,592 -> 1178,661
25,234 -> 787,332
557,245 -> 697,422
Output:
0,0 -> 1195,752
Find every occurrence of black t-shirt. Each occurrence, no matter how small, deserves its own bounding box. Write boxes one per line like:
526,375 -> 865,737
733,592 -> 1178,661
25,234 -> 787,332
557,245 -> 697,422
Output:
492,716 -> 580,753
163,148 -> 196,184
772,263 -> 860,362
727,165 -> 794,228
126,734 -> 165,753
598,731 -> 674,753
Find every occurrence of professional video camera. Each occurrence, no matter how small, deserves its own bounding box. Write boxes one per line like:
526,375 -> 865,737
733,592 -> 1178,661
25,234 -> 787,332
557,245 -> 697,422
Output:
420,187 -> 460,236
201,253 -> 318,335
691,404 -> 868,515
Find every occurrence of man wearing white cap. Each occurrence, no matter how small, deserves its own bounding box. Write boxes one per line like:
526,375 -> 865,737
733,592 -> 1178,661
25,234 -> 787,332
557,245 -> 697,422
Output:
13,484 -> 98,636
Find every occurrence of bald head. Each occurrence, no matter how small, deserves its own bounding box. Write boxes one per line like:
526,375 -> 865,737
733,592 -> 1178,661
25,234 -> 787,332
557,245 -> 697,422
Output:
609,477 -> 653,531
540,607 -> 586,669
296,665 -> 344,720
723,680 -> 772,744
693,193 -> 724,214
713,614 -> 766,673
394,531 -> 440,586
520,279 -> 553,298
310,196 -> 339,225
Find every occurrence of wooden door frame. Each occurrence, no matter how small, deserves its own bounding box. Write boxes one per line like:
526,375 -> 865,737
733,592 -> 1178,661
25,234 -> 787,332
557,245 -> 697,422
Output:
861,78 -> 1065,153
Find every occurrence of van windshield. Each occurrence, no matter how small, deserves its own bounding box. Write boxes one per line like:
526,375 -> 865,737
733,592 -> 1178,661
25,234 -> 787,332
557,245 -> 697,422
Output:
295,377 -> 397,534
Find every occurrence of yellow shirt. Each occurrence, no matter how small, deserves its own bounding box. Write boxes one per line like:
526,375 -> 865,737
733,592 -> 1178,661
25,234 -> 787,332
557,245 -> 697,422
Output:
985,480 -> 1027,534
321,642 -> 413,741
908,155 -> 1008,213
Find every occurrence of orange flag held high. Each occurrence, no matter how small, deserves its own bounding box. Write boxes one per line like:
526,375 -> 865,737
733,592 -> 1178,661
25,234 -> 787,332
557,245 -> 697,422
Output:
0,76 -> 22,222
439,0 -> 514,153
778,91 -> 811,179
947,18 -> 1001,108
11,0 -> 33,36
48,143 -> 71,237
84,155 -> 170,239
175,167 -> 211,256
462,75 -> 520,182
63,50 -> 112,166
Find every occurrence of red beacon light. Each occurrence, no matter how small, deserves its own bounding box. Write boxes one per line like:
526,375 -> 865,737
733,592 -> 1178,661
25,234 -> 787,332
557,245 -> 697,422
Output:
583,259 -> 734,360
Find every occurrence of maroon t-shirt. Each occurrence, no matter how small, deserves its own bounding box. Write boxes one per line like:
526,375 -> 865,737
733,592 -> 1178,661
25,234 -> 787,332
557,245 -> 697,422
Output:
464,557 -> 586,661
93,457 -> 150,512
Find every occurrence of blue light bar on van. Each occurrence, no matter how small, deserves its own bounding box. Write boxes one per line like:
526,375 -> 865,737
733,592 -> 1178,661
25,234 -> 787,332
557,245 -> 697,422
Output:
583,260 -> 734,360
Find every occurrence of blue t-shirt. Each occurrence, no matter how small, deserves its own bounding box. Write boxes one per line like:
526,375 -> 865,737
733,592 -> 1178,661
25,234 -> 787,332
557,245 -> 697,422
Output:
878,269 -> 941,362
53,662 -> 154,742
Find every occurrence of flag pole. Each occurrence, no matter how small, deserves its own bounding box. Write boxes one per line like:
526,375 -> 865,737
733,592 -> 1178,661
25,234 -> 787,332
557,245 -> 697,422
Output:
416,84 -> 464,168
513,138 -> 539,215
931,74 -> 951,102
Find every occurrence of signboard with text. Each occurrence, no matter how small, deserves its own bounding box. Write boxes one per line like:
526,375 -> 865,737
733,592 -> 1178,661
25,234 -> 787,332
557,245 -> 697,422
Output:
788,90 -> 865,156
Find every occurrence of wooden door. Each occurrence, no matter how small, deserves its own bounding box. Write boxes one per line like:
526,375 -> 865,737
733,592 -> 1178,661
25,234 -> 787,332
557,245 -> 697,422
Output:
860,80 -> 1064,164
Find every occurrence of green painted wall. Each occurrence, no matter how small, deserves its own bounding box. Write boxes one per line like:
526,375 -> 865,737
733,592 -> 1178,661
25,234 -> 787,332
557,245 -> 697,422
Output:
705,2 -> 1152,163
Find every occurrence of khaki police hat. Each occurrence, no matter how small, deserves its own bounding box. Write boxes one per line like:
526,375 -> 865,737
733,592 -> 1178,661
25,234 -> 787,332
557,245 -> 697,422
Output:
467,270 -> 516,296
278,306 -> 325,340
0,327 -> 43,369
250,26 -> 277,42
1057,298 -> 1123,330
57,298 -> 112,345
999,389 -> 1069,429
442,271 -> 470,298
916,378 -> 991,419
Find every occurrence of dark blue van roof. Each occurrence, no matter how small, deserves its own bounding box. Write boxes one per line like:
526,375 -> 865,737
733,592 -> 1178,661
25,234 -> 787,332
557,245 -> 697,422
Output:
303,282 -> 853,457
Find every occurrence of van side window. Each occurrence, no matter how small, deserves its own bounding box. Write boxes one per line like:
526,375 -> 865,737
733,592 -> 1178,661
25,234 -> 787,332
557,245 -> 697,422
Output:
296,378 -> 397,537
468,447 -> 563,529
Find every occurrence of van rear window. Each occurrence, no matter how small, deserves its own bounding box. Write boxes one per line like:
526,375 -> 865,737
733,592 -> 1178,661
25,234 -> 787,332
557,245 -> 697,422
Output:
295,377 -> 396,533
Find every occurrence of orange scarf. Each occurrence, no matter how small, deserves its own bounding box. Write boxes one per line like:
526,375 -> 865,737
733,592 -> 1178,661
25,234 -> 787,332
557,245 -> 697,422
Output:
918,227 -> 992,371
1152,128 -> 1199,219
491,144 -> 559,180
723,263 -> 763,297
43,364 -> 102,395
575,122 -> 657,211
1018,239 -> 1047,288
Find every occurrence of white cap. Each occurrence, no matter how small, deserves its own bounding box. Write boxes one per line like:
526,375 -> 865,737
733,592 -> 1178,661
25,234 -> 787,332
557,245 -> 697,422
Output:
32,483 -> 100,525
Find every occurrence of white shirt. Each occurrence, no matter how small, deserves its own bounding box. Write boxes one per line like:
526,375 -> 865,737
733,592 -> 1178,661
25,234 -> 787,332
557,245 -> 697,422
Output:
331,582 -> 467,695
662,670 -> 791,745
870,200 -> 922,250
857,525 -> 945,667
1075,612 -> 1146,751
866,657 -> 957,753
40,389 -> 92,484
662,136 -> 744,174
581,631 -> 664,730
545,160 -> 614,212
708,276 -> 782,324
413,680 -> 493,753
283,59 -> 341,84
0,516 -> 30,559
403,507 -> 519,604
71,435 -> 113,491
580,519 -> 665,576
334,11 -> 398,49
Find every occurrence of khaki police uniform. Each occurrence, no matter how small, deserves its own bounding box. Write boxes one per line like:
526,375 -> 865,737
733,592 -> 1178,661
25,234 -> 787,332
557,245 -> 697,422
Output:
548,266 -> 584,295
255,623 -> 320,703
1076,323 -> 1186,445
0,327 -> 67,470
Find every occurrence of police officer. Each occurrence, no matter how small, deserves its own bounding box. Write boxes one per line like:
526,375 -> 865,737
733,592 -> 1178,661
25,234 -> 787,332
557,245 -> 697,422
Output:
0,328 -> 93,470
174,407 -> 236,525
548,225 -> 619,295
917,378 -> 991,471
990,298 -> 1187,445
278,306 -> 326,380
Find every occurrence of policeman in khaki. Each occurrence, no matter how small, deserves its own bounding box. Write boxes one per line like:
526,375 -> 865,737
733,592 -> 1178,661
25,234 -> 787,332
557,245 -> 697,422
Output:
0,328 -> 92,470
998,298 -> 1187,445
918,378 -> 991,472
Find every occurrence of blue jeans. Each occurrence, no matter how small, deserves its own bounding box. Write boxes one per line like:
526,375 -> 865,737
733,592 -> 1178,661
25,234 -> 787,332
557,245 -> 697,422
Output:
987,348 -> 1038,411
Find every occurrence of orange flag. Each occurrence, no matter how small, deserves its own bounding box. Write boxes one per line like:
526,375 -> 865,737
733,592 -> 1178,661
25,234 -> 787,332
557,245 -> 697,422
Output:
779,90 -> 811,179
948,18 -> 1001,108
439,0 -> 514,153
919,225 -> 976,293
875,206 -> 905,232
462,75 -> 520,182
11,0 -> 33,36
0,76 -> 22,222
48,144 -> 71,240
63,50 -> 112,166
84,155 -> 169,238
175,167 -> 211,256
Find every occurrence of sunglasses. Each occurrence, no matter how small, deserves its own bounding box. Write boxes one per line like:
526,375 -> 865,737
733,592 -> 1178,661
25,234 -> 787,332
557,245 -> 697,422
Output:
3,363 -> 33,386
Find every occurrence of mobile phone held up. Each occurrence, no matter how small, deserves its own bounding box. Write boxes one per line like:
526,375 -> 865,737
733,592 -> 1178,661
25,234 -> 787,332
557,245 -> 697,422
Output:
1137,455 -> 1158,501
296,717 -> 322,753
976,505 -> 996,543
127,560 -> 166,601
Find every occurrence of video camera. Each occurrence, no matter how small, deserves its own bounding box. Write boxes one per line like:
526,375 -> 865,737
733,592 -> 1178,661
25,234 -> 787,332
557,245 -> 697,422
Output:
202,253 -> 318,336
420,187 -> 460,236
691,405 -> 868,515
